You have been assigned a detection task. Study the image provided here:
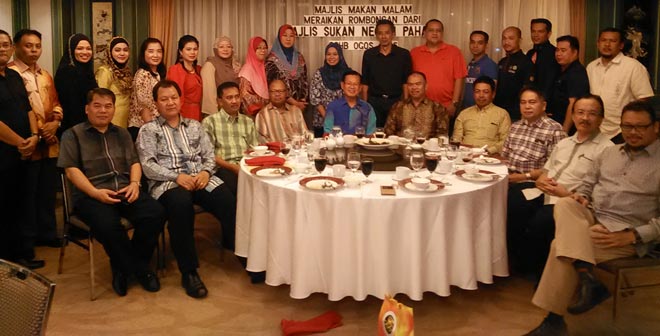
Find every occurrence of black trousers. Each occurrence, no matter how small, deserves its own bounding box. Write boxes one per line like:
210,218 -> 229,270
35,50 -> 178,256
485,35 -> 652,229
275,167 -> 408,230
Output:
0,155 -> 29,261
507,182 -> 556,276
158,185 -> 236,274
75,192 -> 165,274
368,95 -> 400,128
214,167 -> 238,197
22,158 -> 58,258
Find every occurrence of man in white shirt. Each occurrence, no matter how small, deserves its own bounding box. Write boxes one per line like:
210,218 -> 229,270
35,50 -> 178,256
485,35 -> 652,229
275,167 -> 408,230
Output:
586,27 -> 653,143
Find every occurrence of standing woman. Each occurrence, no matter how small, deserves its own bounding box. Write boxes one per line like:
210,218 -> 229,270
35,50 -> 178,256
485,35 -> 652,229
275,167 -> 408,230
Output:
238,36 -> 269,117
201,36 -> 241,115
128,37 -> 166,140
265,25 -> 309,113
310,42 -> 351,137
95,36 -> 132,128
55,33 -> 98,133
167,35 -> 202,121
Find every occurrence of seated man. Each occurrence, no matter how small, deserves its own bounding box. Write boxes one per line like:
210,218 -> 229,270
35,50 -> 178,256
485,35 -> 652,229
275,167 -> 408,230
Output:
507,95 -> 613,278
58,88 -> 165,297
324,70 -> 376,135
452,76 -> 511,154
137,80 -> 237,299
202,81 -> 258,195
526,101 -> 660,335
256,79 -> 308,143
383,71 -> 448,138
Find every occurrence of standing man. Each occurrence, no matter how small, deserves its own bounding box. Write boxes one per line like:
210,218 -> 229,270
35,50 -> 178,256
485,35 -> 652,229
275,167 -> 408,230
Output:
586,27 -> 654,143
0,29 -> 42,269
256,79 -> 308,143
59,88 -> 164,296
202,81 -> 258,195
453,76 -> 511,154
495,27 -> 533,121
411,19 -> 467,117
527,18 -> 560,101
526,101 -> 659,335
9,29 -> 63,251
383,71 -> 448,138
462,30 -> 498,108
361,19 -> 412,127
547,35 -> 590,133
325,70 -> 377,135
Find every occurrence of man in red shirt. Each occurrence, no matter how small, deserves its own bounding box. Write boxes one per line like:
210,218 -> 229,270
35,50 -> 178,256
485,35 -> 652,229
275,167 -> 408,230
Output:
410,19 -> 467,118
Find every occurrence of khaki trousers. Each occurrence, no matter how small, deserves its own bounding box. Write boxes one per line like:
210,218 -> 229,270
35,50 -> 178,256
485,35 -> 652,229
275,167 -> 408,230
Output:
531,197 -> 636,315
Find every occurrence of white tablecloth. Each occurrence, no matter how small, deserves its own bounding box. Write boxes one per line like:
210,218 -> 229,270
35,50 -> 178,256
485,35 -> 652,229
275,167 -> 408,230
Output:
235,160 -> 509,301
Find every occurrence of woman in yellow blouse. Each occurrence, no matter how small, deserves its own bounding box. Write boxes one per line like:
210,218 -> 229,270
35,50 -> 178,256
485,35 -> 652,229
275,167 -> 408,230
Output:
95,36 -> 132,127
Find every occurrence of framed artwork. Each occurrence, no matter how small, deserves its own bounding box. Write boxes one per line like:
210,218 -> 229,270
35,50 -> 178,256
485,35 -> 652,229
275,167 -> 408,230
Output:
91,1 -> 113,71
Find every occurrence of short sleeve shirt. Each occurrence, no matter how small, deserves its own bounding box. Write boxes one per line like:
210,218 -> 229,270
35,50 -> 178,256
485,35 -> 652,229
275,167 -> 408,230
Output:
462,55 -> 498,107
494,50 -> 533,121
361,44 -> 412,97
411,43 -> 467,106
547,60 -> 590,124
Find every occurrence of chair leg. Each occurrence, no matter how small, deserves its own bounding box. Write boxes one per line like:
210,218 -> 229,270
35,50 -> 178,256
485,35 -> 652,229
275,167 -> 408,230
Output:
89,236 -> 96,301
613,270 -> 622,320
58,236 -> 67,274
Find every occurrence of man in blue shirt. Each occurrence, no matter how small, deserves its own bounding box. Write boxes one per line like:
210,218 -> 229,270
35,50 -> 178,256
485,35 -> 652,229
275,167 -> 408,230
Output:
324,70 -> 376,135
462,30 -> 498,108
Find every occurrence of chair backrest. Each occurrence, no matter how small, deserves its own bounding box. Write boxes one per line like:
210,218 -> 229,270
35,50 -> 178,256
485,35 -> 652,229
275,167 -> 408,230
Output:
60,173 -> 75,221
0,259 -> 56,336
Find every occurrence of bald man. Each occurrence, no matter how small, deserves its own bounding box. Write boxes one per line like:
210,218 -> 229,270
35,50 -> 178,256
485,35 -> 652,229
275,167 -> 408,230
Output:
494,26 -> 533,121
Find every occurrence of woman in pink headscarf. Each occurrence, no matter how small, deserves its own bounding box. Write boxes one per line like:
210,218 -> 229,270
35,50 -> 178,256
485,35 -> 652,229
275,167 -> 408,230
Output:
238,36 -> 269,117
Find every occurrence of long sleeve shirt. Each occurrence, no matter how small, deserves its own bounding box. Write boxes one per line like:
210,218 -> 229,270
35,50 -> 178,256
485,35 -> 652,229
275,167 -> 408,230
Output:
502,116 -> 566,173
452,103 -> 510,154
255,103 -> 309,143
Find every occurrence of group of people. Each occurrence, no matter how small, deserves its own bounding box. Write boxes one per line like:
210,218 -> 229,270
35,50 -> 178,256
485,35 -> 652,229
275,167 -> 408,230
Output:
0,15 -> 658,334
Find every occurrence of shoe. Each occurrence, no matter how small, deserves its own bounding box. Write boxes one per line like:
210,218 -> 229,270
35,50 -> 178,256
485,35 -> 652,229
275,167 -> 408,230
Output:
249,271 -> 266,284
181,271 -> 208,298
35,237 -> 64,248
112,271 -> 128,297
567,271 -> 610,314
524,315 -> 568,336
16,258 -> 45,270
136,270 -> 160,292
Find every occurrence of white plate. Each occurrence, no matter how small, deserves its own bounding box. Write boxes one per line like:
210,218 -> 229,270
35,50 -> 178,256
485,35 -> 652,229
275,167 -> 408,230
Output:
251,166 -> 292,177
248,150 -> 275,157
404,182 -> 439,192
472,157 -> 502,165
299,176 -> 345,191
460,172 -> 496,182
356,138 -> 392,150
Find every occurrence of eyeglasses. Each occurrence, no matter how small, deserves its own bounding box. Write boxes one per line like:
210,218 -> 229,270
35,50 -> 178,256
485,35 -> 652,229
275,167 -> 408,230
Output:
620,123 -> 654,132
0,43 -> 11,49
574,110 -> 601,118
269,89 -> 286,94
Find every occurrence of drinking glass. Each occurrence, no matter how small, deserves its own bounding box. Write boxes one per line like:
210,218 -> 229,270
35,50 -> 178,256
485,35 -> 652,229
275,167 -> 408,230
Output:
425,152 -> 440,176
375,127 -> 386,139
445,145 -> 458,162
304,130 -> 314,148
346,151 -> 361,175
402,128 -> 415,145
415,132 -> 426,145
360,158 -> 374,183
292,134 -> 303,155
460,148 -> 473,163
354,126 -> 365,139
314,155 -> 328,175
281,138 -> 292,158
410,152 -> 424,177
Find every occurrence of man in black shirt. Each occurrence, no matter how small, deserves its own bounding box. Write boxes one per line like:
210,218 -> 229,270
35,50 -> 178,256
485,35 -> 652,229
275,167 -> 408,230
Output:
494,27 -> 533,121
548,35 -> 590,133
527,18 -> 560,101
361,19 -> 412,127
0,29 -> 43,269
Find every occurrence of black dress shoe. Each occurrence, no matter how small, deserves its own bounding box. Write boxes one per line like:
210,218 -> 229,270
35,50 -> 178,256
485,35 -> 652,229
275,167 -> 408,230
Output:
567,271 -> 610,314
181,271 -> 208,298
35,238 -> 64,248
112,271 -> 128,297
136,270 -> 160,292
16,258 -> 46,270
524,315 -> 568,336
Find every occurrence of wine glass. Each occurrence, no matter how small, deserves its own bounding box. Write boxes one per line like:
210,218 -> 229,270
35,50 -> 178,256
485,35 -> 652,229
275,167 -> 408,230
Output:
346,151 -> 361,175
354,126 -> 365,139
281,138 -> 292,158
292,134 -> 303,156
410,152 -> 424,177
304,130 -> 314,148
425,152 -> 440,176
415,132 -> 426,145
360,158 -> 374,183
460,148 -> 473,163
445,145 -> 458,162
314,154 -> 328,175
402,128 -> 415,145
375,127 -> 385,139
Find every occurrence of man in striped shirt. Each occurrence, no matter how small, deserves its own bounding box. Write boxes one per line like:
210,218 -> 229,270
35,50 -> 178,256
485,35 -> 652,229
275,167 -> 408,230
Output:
256,79 -> 308,143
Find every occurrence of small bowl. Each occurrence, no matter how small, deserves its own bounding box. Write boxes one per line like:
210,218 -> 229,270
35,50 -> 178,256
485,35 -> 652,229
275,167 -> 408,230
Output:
253,145 -> 268,155
465,165 -> 479,175
411,177 -> 430,190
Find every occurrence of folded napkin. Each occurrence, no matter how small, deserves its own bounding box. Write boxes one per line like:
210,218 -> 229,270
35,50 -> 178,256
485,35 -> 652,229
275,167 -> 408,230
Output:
244,156 -> 285,166
281,311 -> 343,336
267,141 -> 285,152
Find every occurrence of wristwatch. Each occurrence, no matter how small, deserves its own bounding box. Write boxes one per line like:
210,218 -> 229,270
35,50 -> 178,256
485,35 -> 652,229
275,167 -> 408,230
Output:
631,228 -> 642,245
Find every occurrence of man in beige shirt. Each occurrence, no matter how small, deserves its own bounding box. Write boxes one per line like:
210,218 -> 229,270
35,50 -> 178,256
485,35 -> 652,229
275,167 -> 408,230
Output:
255,79 -> 308,143
452,76 -> 511,154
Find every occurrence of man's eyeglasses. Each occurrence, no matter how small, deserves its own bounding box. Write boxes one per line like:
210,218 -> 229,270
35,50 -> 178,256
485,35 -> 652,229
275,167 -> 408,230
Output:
574,110 -> 600,118
620,123 -> 654,132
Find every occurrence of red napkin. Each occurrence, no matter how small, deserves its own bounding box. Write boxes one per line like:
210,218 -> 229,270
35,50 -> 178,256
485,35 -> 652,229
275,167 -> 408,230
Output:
244,156 -> 285,166
267,141 -> 285,153
281,311 -> 343,336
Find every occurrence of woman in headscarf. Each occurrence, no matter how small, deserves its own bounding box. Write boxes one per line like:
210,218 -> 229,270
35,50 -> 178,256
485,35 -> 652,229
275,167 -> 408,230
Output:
95,36 -> 132,128
238,36 -> 269,118
128,37 -> 166,140
265,25 -> 308,113
309,42 -> 352,137
55,33 -> 98,133
201,36 -> 241,116
167,35 -> 202,121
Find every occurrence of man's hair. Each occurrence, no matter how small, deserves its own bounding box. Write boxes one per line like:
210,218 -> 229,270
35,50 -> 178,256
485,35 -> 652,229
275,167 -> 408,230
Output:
87,88 -> 116,105
13,29 -> 41,44
503,26 -> 522,38
556,35 -> 580,52
530,18 -> 552,32
598,27 -> 624,42
408,71 -> 426,82
470,30 -> 489,43
0,29 -> 11,42
342,70 -> 362,82
152,79 -> 182,101
217,81 -> 240,98
423,19 -> 444,33
573,94 -> 605,117
375,19 -> 395,34
622,100 -> 657,123
474,76 -> 496,91
519,86 -> 545,102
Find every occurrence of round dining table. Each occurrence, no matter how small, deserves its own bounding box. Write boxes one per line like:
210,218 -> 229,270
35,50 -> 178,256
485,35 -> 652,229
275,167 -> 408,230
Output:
234,146 -> 509,301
